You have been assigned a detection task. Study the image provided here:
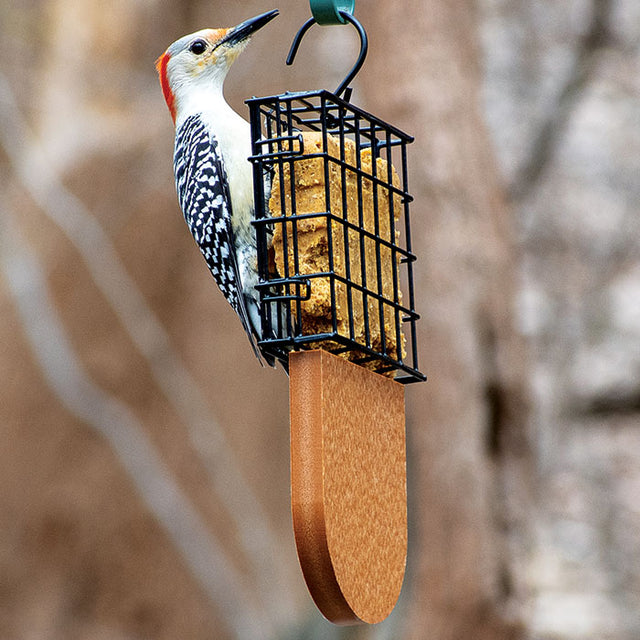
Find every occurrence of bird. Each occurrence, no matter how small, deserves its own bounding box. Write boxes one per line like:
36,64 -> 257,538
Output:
156,9 -> 279,366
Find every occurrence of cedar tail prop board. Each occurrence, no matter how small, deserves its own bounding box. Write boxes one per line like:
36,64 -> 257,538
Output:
289,350 -> 407,624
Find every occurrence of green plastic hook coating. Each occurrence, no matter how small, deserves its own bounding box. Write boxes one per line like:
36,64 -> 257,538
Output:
309,0 -> 355,25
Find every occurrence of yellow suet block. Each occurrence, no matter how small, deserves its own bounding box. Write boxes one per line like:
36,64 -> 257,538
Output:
269,132 -> 406,373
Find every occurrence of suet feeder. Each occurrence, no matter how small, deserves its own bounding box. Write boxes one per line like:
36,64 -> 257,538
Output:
247,1 -> 425,625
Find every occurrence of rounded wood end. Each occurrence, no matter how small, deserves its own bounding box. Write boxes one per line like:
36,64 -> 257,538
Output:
290,350 -> 407,625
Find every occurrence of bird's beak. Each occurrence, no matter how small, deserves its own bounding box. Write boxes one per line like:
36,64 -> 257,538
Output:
224,9 -> 279,47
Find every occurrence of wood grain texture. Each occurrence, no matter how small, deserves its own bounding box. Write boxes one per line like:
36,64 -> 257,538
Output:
289,350 -> 407,624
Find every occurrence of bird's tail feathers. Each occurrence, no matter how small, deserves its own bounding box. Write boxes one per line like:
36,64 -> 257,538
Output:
239,292 -> 277,369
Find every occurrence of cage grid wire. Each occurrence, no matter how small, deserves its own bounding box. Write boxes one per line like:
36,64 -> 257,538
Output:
247,90 -> 425,383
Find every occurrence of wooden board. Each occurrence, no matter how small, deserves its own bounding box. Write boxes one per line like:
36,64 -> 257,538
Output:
289,350 -> 407,624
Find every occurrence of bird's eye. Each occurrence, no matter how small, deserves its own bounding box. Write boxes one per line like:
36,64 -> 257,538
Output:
189,39 -> 207,55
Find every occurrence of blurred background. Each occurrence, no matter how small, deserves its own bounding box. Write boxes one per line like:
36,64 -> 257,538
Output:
1,0 -> 639,638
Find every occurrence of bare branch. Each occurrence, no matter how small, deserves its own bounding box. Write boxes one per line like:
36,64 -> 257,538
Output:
510,0 -> 615,201
0,214 -> 272,640
0,70 -> 295,625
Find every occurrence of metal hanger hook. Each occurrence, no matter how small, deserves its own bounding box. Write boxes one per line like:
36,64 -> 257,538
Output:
286,10 -> 368,101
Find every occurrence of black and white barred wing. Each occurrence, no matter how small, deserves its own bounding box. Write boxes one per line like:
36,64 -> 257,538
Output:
173,114 -> 261,360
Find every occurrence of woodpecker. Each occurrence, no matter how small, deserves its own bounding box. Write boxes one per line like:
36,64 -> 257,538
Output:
156,10 -> 278,365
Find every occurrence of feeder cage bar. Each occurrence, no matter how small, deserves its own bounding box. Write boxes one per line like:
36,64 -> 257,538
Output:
248,90 -> 426,383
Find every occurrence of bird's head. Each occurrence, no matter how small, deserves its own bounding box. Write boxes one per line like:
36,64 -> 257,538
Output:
156,9 -> 279,123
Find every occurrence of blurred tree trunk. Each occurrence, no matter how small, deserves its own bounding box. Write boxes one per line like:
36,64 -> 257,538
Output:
0,0 -> 538,638
363,3 -> 532,638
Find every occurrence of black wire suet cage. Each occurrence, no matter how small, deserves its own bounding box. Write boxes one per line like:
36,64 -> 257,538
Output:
247,9 -> 425,383
248,90 -> 425,384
